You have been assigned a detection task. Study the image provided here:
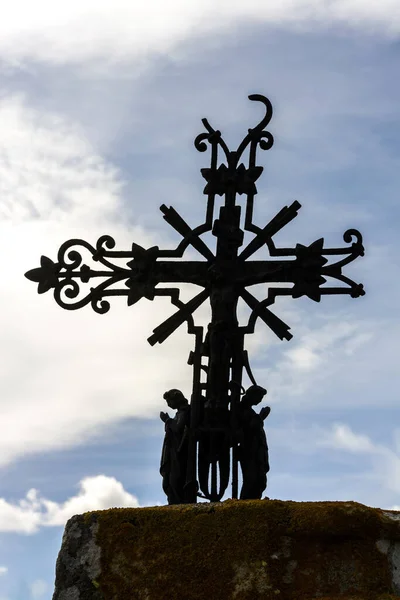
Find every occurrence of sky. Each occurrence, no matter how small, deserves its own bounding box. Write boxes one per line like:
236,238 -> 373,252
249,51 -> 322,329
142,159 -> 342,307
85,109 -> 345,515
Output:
0,0 -> 400,597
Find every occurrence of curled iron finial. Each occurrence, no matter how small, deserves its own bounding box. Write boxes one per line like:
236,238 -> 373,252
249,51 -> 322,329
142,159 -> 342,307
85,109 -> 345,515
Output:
195,94 -> 274,163
195,94 -> 275,196
247,94 -> 273,132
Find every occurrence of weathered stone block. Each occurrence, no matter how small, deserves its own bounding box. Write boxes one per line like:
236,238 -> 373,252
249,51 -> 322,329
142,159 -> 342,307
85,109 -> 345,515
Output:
52,500 -> 400,600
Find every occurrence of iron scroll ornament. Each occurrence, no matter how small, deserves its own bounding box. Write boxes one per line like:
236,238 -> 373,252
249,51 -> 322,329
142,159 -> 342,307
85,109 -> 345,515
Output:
25,94 -> 365,503
24,228 -> 365,337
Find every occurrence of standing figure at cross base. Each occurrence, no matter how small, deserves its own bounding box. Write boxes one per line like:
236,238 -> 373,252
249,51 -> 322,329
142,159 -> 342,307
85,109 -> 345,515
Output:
237,385 -> 270,500
160,389 -> 190,505
25,93 -> 366,505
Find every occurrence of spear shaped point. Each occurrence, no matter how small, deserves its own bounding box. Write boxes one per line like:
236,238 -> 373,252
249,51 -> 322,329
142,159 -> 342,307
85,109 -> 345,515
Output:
25,256 -> 59,294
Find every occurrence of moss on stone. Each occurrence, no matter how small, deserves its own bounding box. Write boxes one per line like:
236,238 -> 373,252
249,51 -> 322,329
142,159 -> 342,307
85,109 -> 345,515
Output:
81,500 -> 400,600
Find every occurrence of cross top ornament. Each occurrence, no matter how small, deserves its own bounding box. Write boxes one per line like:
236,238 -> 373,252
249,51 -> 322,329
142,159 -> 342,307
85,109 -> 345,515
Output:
25,94 -> 365,504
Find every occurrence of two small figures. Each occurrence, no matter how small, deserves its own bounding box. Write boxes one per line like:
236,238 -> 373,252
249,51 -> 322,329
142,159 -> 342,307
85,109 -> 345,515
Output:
159,386 -> 270,504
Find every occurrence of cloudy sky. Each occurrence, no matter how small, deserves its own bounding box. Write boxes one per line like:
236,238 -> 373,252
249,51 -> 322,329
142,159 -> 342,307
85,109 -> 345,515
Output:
0,0 -> 400,597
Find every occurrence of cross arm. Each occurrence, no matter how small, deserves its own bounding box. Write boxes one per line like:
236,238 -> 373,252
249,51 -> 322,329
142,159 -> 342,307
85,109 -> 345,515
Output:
237,230 -> 365,301
24,235 -> 213,314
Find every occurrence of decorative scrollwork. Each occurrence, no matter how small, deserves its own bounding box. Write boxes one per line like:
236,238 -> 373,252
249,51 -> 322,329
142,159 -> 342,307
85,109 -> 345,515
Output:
53,279 -> 84,310
90,287 -> 111,314
94,235 -> 116,262
322,229 -> 365,274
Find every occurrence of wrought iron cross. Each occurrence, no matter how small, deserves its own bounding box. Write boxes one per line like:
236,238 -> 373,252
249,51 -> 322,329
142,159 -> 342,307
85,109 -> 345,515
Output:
25,94 -> 365,504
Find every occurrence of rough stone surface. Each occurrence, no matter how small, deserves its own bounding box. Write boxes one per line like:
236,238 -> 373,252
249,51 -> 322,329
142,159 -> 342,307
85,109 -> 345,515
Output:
52,500 -> 400,600
52,513 -> 102,600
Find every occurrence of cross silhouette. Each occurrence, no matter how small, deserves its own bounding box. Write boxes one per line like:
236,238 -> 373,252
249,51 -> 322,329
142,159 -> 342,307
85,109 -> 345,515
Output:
25,94 -> 365,503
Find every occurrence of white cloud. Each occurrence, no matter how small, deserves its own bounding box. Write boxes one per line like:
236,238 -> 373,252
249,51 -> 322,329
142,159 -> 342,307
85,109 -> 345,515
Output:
258,316 -> 376,405
269,420 -> 400,507
0,0 -> 399,68
30,579 -> 48,599
0,475 -> 139,534
0,492 -> 42,534
0,567 -> 7,576
325,423 -> 375,453
285,346 -> 321,371
317,422 -> 400,498
0,94 -> 122,224
42,475 -> 139,526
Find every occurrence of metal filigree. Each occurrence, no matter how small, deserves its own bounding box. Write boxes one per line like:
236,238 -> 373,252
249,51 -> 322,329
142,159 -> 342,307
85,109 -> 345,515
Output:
25,94 -> 365,504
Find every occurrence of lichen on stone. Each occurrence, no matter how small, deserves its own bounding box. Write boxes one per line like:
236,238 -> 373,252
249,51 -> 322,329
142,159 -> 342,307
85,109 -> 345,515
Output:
64,500 -> 400,600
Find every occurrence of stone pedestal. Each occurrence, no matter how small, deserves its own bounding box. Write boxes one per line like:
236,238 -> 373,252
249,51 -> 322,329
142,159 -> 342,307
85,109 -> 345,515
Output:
52,499 -> 400,600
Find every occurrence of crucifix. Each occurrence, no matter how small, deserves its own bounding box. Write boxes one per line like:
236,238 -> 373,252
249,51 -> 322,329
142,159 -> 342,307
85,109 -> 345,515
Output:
25,94 -> 365,505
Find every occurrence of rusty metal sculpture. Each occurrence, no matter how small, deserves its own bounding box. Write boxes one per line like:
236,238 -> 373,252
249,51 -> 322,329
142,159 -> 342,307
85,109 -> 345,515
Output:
25,94 -> 365,504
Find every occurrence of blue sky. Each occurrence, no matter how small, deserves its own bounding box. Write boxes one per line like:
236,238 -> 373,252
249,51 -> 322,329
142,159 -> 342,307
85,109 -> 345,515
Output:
0,1 -> 400,597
